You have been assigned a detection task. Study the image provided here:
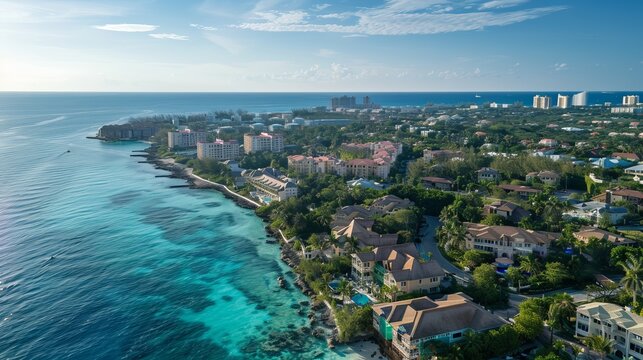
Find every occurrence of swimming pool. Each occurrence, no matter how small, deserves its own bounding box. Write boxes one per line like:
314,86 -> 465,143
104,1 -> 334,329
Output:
351,293 -> 371,306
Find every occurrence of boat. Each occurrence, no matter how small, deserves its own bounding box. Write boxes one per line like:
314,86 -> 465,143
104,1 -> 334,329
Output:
475,93 -> 481,98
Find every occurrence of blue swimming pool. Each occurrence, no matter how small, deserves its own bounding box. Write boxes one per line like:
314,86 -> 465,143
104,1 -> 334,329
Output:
352,293 -> 371,306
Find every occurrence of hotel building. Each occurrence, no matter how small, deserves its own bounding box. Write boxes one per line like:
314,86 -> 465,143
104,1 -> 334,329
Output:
168,129 -> 207,149
196,139 -> 240,161
533,95 -> 551,109
243,132 -> 284,154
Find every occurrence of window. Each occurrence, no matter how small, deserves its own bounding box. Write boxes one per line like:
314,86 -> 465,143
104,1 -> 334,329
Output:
452,332 -> 462,339
577,323 -> 589,332
401,281 -> 407,286
630,343 -> 643,354
418,279 -> 422,284
593,318 -> 601,324
617,326 -> 625,332
580,314 -> 589,319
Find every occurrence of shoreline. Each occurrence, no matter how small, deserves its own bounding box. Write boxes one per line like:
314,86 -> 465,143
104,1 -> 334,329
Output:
138,145 -> 383,355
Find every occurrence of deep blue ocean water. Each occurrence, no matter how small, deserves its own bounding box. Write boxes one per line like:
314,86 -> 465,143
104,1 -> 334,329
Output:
0,91 -> 640,359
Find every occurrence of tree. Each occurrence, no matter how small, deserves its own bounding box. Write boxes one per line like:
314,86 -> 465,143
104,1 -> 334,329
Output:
582,335 -> 614,360
519,255 -> 542,275
506,267 -> 526,292
438,219 -> 467,251
514,311 -> 544,341
460,249 -> 494,270
598,212 -> 611,229
586,282 -> 619,301
544,262 -> 570,288
547,293 -> 576,344
469,263 -> 504,306
337,279 -> 352,303
481,213 -> 505,226
619,255 -> 643,307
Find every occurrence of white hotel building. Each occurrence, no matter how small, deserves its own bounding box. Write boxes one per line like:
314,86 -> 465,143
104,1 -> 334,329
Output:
196,139 -> 240,161
576,302 -> 643,360
168,129 -> 207,149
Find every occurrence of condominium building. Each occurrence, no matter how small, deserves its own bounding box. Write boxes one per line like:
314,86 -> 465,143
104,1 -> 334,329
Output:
623,95 -> 640,106
196,139 -> 240,161
243,132 -> 284,154
464,223 -> 559,259
373,293 -> 506,360
572,91 -> 588,107
168,129 -> 207,149
557,94 -> 570,109
575,302 -> 643,360
345,158 -> 391,179
533,95 -> 551,109
242,168 -> 297,202
287,155 -> 343,175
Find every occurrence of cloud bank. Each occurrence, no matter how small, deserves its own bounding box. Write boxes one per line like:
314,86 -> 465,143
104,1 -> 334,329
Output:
94,24 -> 158,32
234,0 -> 566,36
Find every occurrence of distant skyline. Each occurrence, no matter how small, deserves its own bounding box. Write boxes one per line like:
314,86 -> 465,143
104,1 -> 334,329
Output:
1,0 -> 642,92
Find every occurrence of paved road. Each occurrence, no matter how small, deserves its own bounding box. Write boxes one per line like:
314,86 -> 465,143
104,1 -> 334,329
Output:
417,216 -> 472,282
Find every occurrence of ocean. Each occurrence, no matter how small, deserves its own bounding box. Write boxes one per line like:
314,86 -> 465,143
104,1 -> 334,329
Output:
0,91 -> 640,359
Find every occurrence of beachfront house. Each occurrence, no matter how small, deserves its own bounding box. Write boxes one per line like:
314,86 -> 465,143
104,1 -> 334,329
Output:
351,243 -> 444,295
373,293 -> 506,360
242,168 -> 297,202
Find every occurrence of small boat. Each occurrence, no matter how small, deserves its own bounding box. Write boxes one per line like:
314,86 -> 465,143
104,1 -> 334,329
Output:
66,150 -> 71,153
475,93 -> 481,98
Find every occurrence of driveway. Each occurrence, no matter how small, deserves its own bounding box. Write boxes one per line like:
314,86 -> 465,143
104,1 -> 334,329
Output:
417,216 -> 472,282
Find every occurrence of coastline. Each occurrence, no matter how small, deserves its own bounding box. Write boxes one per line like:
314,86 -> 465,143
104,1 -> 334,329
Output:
138,145 -> 386,359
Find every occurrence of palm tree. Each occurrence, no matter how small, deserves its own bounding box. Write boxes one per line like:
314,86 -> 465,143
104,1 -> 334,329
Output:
337,279 -> 352,303
438,220 -> 466,251
547,293 -> 576,344
519,255 -> 542,275
618,255 -> 643,307
582,335 -> 614,360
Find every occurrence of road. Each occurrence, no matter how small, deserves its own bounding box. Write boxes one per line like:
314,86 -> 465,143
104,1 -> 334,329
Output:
417,216 -> 472,282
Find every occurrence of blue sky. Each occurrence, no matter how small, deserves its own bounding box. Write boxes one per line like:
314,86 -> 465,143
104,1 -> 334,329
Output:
1,0 -> 641,91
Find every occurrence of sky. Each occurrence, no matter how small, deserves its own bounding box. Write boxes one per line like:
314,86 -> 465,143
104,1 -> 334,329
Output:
0,0 -> 642,92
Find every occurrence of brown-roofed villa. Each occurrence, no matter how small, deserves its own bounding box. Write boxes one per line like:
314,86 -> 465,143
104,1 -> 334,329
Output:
373,293 -> 506,360
464,223 -> 559,259
352,243 -> 445,296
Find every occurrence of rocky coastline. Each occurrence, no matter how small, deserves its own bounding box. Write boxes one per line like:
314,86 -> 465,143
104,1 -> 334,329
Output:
137,144 -> 344,348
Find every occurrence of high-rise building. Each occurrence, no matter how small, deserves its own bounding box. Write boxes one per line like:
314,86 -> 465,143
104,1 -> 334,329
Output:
243,132 -> 284,154
197,139 -> 240,160
168,129 -> 207,149
330,95 -> 356,109
363,96 -> 371,108
623,95 -> 640,106
533,95 -> 551,109
557,94 -> 569,109
572,91 -> 587,106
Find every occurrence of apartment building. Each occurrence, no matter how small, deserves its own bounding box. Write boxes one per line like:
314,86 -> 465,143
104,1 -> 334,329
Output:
168,129 -> 207,149
242,168 -> 297,202
576,302 -> 643,360
196,139 -> 240,160
243,132 -> 284,153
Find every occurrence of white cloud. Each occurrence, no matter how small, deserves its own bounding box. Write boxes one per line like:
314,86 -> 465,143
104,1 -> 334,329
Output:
318,13 -> 351,20
342,34 -> 368,38
317,48 -> 337,57
0,1 -> 123,23
190,23 -> 217,31
203,33 -> 243,54
149,33 -> 189,41
94,24 -> 158,32
234,1 -> 566,36
479,0 -> 529,10
554,62 -> 567,71
254,10 -> 307,25
314,3 -> 331,11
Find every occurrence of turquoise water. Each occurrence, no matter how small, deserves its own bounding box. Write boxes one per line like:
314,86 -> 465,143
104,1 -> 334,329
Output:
0,93 -> 373,359
351,294 -> 371,307
1,91 -> 641,359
